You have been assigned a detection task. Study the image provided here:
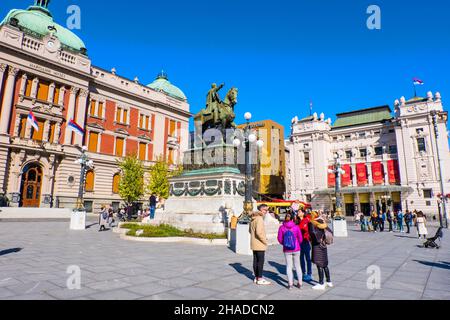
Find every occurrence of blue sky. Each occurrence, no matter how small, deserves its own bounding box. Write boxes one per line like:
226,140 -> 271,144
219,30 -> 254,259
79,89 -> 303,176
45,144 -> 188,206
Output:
2,0 -> 450,137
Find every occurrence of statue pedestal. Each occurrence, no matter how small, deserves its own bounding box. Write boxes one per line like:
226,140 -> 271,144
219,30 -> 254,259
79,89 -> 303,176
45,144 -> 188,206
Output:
70,210 -> 86,231
164,167 -> 245,235
332,219 -> 348,237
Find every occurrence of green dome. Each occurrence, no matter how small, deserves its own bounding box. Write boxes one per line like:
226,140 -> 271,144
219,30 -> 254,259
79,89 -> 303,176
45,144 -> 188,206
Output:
1,1 -> 87,54
147,71 -> 187,101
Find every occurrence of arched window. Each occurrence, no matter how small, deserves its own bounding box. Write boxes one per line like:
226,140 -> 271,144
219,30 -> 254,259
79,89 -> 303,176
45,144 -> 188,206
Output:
112,173 -> 120,194
85,170 -> 95,192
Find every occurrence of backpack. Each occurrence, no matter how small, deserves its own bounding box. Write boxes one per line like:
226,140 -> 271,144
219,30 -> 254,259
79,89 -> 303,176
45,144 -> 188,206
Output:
283,229 -> 296,251
102,211 -> 108,220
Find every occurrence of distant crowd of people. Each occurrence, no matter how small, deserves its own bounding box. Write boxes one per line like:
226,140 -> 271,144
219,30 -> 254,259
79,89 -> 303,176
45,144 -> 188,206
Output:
354,210 -> 429,239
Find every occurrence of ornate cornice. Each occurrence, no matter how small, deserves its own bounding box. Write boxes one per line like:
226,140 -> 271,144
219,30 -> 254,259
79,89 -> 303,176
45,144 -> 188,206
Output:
0,64 -> 8,73
8,67 -> 19,77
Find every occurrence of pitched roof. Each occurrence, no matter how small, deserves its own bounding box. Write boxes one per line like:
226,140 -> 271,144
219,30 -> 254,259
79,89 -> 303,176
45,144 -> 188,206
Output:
332,105 -> 393,129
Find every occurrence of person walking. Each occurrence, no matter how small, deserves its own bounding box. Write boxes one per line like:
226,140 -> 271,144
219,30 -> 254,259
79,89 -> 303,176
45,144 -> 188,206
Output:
298,211 -> 313,282
393,211 -> 398,232
278,214 -> 303,290
387,210 -> 393,232
149,194 -> 157,220
371,211 -> 379,232
379,211 -> 386,232
250,204 -> 271,286
99,206 -> 108,232
415,211 -> 428,239
309,213 -> 333,290
397,210 -> 404,233
360,213 -> 367,232
354,211 -> 361,227
405,210 -> 413,234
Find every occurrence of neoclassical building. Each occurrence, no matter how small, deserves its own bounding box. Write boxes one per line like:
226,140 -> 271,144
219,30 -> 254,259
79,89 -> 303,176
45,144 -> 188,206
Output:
0,1 -> 190,211
286,93 -> 450,218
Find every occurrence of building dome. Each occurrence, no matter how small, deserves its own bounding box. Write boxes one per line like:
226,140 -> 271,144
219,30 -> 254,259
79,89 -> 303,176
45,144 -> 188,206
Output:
1,0 -> 87,54
147,71 -> 187,101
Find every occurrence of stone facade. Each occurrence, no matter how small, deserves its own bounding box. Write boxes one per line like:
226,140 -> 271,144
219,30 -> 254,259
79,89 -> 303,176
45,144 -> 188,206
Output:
0,3 -> 190,211
287,94 -> 450,219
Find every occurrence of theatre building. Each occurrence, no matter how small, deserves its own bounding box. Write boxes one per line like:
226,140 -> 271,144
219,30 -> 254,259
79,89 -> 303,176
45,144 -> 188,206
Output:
286,94 -> 450,217
0,1 -> 190,210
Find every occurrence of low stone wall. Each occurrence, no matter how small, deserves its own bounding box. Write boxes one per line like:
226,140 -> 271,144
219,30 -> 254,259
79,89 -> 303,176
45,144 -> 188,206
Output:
0,207 -> 73,220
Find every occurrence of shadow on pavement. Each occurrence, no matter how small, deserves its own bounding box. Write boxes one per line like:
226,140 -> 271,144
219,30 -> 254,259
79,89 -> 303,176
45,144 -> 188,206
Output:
0,248 -> 22,256
395,235 -> 418,239
229,262 -> 288,287
413,260 -> 450,270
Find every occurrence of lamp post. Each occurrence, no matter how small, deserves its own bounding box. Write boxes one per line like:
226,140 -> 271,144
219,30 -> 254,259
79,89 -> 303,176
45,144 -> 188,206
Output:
233,112 -> 264,223
431,110 -> 448,228
328,153 -> 346,220
75,146 -> 94,211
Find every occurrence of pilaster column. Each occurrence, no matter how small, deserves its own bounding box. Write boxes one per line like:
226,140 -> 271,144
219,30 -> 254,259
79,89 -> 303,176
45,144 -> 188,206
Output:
31,77 -> 39,99
19,73 -> 27,96
368,162 -> 373,186
383,161 -> 389,185
43,120 -> 51,142
58,86 -> 66,106
0,67 -> 19,134
64,86 -> 79,145
25,119 -> 32,139
0,64 -> 7,95
74,88 -> 88,146
54,123 -> 61,144
13,114 -> 21,137
48,83 -> 55,104
351,164 -> 357,186
94,99 -> 98,116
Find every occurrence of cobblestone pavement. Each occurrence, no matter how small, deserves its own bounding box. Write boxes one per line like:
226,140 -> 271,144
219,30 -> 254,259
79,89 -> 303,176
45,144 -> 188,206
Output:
0,221 -> 448,300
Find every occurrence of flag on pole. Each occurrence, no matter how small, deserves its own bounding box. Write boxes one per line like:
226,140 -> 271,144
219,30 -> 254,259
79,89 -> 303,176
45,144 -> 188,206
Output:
68,119 -> 85,136
413,78 -> 424,86
27,111 -> 39,131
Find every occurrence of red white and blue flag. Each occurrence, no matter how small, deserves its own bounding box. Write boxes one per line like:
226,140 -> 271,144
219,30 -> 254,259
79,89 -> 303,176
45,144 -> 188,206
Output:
27,111 -> 39,131
413,78 -> 424,85
68,119 -> 85,136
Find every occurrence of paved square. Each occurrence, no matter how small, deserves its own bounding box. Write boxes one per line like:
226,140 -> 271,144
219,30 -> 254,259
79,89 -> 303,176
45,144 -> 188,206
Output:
0,221 -> 448,300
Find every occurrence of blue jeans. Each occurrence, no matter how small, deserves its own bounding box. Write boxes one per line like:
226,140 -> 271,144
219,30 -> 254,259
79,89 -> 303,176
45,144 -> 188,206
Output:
150,206 -> 156,219
398,222 -> 404,232
300,241 -> 312,276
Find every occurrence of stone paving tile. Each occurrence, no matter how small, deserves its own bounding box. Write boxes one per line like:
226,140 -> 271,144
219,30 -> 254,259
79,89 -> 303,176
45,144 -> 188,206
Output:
0,277 -> 23,288
139,292 -> 187,300
88,289 -> 142,300
195,278 -> 247,292
4,293 -> 56,300
126,283 -> 174,296
46,287 -> 97,300
6,281 -> 61,296
171,287 -> 221,300
85,279 -> 133,291
371,288 -> 423,300
0,287 -> 16,299
422,289 -> 450,300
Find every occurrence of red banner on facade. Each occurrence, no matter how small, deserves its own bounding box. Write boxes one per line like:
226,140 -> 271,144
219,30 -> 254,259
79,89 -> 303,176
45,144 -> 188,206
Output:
388,160 -> 400,184
341,164 -> 352,187
371,162 -> 384,185
328,166 -> 335,188
356,163 -> 368,186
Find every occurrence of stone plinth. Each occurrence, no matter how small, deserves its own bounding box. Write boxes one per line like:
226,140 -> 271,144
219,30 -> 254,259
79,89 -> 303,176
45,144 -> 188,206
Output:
164,167 -> 245,234
70,210 -> 86,230
333,219 -> 348,237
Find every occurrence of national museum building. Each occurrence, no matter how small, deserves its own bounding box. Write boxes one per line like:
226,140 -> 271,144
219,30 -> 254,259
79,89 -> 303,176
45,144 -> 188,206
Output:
286,95 -> 450,217
0,1 -> 190,210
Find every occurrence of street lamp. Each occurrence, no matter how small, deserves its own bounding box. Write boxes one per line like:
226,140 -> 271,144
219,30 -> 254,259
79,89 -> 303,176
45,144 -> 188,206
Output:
328,153 -> 346,220
233,112 -> 264,223
431,110 -> 448,228
74,146 -> 94,211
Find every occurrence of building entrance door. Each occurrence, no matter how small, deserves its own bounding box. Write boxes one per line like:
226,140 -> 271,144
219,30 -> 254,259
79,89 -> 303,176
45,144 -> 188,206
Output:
20,164 -> 43,208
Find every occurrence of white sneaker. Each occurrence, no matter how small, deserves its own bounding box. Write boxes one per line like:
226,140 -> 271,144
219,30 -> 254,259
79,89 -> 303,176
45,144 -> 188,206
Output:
326,282 -> 334,288
253,278 -> 257,284
312,283 -> 326,290
257,279 -> 272,286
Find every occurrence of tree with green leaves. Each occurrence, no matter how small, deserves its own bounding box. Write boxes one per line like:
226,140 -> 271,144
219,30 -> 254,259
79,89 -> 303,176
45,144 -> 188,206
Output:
147,156 -> 183,199
117,155 -> 145,206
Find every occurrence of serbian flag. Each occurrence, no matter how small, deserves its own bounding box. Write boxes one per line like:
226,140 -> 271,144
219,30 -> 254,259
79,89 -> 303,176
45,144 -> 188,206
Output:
27,111 -> 39,131
413,78 -> 424,86
68,119 -> 85,136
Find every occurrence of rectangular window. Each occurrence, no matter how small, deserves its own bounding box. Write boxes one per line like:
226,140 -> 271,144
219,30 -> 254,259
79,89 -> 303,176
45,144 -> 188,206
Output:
88,132 -> 99,153
389,145 -> 398,154
123,109 -> 128,124
139,143 -> 146,161
139,114 -> 144,128
423,189 -> 433,199
168,148 -> 175,165
360,149 -> 367,157
345,151 -> 352,159
115,137 -> 124,157
358,132 -> 366,138
89,100 -> 96,117
98,102 -> 104,118
84,201 -> 93,213
416,128 -> 424,134
304,152 -> 310,165
25,79 -> 33,97
345,135 -> 351,140
169,120 -> 177,137
37,81 -> 50,101
116,107 -> 122,123
19,117 -> 27,138
417,138 -> 426,153
375,147 -> 383,156
53,87 -> 60,105
31,119 -> 45,142
306,194 -> 312,202
49,123 -> 56,143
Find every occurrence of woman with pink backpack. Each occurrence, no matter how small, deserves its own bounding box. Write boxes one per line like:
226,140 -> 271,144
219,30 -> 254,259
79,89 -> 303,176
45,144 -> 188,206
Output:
277,214 -> 303,290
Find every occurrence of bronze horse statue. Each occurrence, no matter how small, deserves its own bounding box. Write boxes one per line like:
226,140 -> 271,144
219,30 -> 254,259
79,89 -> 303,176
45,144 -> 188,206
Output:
194,87 -> 238,135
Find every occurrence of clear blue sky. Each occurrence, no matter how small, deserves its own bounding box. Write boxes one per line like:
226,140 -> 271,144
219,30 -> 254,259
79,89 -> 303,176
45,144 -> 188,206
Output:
2,0 -> 450,137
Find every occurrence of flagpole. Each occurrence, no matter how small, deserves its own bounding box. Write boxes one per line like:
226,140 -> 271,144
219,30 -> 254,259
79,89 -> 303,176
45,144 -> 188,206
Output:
414,83 -> 417,98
